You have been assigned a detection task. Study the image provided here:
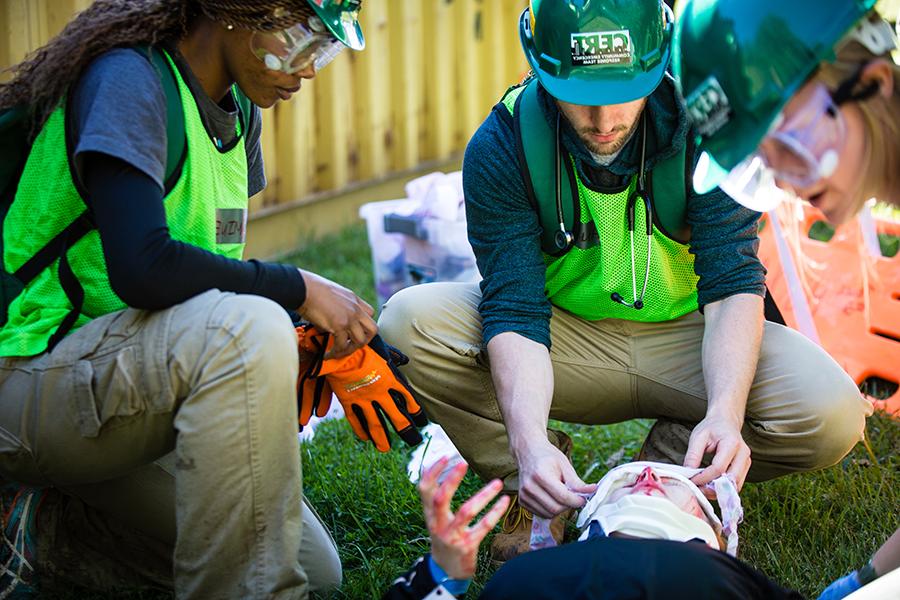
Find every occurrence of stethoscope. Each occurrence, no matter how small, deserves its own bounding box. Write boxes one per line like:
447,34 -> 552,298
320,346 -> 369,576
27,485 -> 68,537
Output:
554,114 -> 653,310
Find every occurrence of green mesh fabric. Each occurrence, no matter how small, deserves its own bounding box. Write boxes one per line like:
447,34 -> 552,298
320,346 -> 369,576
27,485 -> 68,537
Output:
498,88 -> 699,322
0,51 -> 248,357
543,166 -> 698,321
501,84 -> 525,114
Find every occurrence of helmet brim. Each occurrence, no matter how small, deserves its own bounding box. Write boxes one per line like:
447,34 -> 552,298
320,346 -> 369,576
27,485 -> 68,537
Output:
524,42 -> 670,106
310,2 -> 366,51
693,150 -> 729,195
331,18 -> 365,50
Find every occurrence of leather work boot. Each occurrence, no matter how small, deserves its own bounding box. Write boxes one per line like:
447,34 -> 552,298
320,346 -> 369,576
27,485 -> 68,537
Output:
636,419 -> 693,464
489,431 -> 574,566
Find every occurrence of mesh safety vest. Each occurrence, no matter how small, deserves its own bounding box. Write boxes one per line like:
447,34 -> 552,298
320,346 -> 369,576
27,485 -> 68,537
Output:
0,51 -> 249,357
501,82 -> 699,322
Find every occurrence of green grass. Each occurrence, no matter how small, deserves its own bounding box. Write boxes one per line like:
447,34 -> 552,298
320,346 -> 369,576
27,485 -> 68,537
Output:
54,222 -> 899,598
292,223 -> 899,599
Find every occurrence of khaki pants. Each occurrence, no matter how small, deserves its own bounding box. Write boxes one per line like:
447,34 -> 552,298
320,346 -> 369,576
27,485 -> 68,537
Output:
378,282 -> 872,486
0,290 -> 340,599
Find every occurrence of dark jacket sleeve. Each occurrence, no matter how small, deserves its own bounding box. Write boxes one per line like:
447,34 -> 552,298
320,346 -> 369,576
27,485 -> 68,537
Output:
463,107 -> 553,348
382,556 -> 450,600
685,141 -> 766,309
83,153 -> 306,310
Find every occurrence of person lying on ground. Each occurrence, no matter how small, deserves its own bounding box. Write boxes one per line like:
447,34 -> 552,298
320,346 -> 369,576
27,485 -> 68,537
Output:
386,458 -> 802,599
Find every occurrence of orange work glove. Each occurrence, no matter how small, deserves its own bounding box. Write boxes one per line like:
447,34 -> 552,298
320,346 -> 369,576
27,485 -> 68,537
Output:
295,324 -> 334,429
320,334 -> 428,452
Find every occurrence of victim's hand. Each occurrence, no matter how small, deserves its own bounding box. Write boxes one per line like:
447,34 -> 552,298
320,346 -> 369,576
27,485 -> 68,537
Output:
418,457 -> 511,580
685,414 -> 751,496
515,439 -> 596,518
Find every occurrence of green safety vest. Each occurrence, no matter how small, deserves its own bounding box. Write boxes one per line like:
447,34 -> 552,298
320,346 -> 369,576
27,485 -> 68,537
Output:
0,49 -> 250,357
500,79 -> 699,322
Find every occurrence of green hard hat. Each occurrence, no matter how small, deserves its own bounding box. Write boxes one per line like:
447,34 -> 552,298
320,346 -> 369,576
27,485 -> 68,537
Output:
519,0 -> 675,106
673,0 -> 876,193
307,0 -> 365,50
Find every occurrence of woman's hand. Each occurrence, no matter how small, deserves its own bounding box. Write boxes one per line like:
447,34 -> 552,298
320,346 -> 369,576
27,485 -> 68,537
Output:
296,269 -> 377,358
418,458 -> 511,580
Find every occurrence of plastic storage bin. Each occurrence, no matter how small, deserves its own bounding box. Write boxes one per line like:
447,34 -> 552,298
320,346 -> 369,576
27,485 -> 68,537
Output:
359,199 -> 480,306
359,199 -> 415,306
386,213 -> 479,286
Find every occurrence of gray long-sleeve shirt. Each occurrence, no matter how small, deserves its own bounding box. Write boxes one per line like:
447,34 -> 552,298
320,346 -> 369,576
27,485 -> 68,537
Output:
463,76 -> 766,349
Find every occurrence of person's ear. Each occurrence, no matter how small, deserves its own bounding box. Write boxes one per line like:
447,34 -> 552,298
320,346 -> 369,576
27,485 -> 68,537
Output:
861,59 -> 894,99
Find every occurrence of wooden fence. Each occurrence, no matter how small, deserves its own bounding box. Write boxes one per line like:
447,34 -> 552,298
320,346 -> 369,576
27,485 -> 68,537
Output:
1,0 -> 528,227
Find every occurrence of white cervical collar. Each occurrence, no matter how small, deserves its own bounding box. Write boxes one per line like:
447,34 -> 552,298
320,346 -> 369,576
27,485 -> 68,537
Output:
582,494 -> 720,550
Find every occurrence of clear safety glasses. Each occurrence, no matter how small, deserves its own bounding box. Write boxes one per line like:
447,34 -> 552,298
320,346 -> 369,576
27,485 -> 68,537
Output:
250,17 -> 344,75
718,84 -> 846,212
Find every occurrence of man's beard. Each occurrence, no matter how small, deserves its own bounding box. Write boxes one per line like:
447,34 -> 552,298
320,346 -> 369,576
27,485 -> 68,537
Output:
578,118 -> 641,157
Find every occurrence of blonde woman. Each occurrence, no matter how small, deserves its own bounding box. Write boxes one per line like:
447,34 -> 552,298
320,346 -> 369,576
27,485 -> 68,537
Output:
675,1 -> 899,222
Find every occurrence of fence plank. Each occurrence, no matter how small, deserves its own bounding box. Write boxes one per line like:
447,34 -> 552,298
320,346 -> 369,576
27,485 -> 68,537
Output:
353,0 -> 390,181
459,0 -> 487,141
386,0 -> 424,172
272,88 -> 317,206
313,52 -> 353,191
422,0 -> 457,161
2,1 -> 40,71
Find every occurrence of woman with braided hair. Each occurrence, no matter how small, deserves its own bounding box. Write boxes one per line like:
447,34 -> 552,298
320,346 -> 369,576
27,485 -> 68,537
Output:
0,1 -> 370,597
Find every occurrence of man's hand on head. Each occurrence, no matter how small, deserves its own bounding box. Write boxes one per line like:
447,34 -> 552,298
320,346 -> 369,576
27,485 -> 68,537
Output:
684,414 -> 751,497
515,439 -> 596,518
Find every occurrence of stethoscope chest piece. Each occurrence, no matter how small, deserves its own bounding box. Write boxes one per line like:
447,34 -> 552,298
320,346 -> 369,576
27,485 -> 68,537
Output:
555,229 -> 575,252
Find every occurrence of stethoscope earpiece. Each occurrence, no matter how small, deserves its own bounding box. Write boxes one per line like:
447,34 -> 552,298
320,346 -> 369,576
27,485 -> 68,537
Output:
610,292 -> 644,310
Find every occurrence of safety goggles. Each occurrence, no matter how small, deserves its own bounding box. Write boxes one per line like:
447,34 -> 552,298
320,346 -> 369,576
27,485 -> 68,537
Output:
250,16 -> 344,75
717,84 -> 846,212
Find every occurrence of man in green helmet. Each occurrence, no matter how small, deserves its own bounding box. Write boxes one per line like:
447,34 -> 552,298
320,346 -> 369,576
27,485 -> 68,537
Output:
379,0 -> 871,562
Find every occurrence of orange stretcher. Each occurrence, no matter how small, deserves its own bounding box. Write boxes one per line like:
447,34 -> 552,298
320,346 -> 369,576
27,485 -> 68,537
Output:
758,204 -> 900,416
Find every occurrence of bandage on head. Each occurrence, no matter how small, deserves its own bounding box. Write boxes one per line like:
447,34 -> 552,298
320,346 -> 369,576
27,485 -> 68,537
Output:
250,15 -> 344,74
577,461 -> 744,556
